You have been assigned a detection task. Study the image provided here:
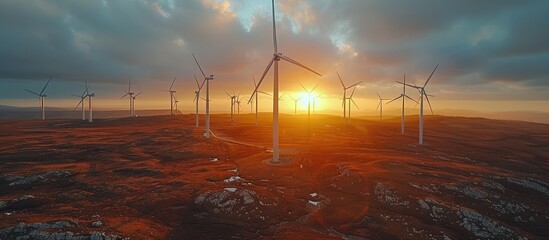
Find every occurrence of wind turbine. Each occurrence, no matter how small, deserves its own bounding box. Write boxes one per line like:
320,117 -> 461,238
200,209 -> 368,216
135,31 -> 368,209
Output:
289,96 -> 302,115
376,92 -> 389,120
193,54 -> 214,139
248,0 -> 322,163
165,77 -> 176,116
397,64 -> 438,145
193,75 -> 206,127
337,72 -> 361,122
73,81 -> 88,120
299,82 -> 319,120
132,92 -> 142,117
347,87 -> 359,123
387,74 -> 418,133
87,86 -> 95,123
235,95 -> 242,116
24,77 -> 51,120
121,78 -> 135,118
225,91 -> 237,121
174,95 -> 179,114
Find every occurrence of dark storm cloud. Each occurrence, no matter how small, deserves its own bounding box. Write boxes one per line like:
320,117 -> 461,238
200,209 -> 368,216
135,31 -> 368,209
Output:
0,0 -> 548,101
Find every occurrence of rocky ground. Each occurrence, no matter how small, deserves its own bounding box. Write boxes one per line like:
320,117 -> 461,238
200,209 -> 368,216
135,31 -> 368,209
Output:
0,114 -> 547,239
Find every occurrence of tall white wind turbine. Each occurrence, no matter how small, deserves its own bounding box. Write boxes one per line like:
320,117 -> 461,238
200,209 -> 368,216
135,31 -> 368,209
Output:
24,77 -> 51,120
121,78 -> 135,118
73,81 -> 88,120
337,72 -> 361,122
387,74 -> 417,133
193,54 -> 214,139
298,82 -> 319,120
248,0 -> 322,163
398,64 -> 438,145
376,91 -> 389,120
193,75 -> 206,127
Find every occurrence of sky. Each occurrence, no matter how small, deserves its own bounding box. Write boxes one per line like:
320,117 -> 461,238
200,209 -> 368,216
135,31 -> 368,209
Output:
0,0 -> 548,117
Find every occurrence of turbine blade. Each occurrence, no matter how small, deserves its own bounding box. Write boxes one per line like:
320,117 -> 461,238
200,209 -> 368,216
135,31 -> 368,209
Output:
258,90 -> 273,96
337,71 -> 345,88
299,82 -> 307,92
120,93 -> 129,99
74,98 -> 84,111
248,56 -> 275,104
170,76 -> 176,90
252,74 -> 257,87
134,92 -> 142,97
278,54 -> 322,76
376,101 -> 380,111
225,91 -> 232,98
194,75 -> 200,89
404,94 -> 418,103
25,89 -> 40,96
310,83 -> 319,93
351,99 -> 359,110
386,95 -> 402,104
376,91 -> 381,99
349,86 -> 357,98
128,77 -> 131,92
346,81 -> 362,89
192,53 -> 207,78
423,64 -> 438,88
424,91 -> 434,114
396,81 -> 419,89
271,0 -> 278,53
40,78 -> 51,95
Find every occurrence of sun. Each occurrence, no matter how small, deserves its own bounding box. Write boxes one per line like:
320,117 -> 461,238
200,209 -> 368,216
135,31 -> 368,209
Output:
297,92 -> 319,110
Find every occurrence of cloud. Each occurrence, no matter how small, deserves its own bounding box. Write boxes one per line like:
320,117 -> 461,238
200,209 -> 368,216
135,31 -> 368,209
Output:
0,0 -> 548,103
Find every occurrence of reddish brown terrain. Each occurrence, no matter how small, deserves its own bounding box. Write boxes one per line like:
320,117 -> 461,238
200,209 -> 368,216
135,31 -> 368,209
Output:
0,114 -> 548,239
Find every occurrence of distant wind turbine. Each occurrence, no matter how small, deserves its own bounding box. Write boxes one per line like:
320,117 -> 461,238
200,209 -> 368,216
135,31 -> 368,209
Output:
121,78 -> 135,118
193,54 -> 214,139
226,91 -> 237,121
73,81 -> 88,121
164,77 -> 176,116
299,82 -> 319,120
398,64 -> 438,145
193,75 -> 206,127
87,86 -> 95,123
337,72 -> 361,123
347,87 -> 359,123
376,91 -> 389,120
24,77 -> 51,120
248,0 -> 322,163
132,92 -> 142,117
174,95 -> 179,114
289,96 -> 302,115
387,74 -> 418,133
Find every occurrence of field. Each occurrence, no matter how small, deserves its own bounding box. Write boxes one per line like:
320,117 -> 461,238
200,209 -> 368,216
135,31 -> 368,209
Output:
0,114 -> 548,239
